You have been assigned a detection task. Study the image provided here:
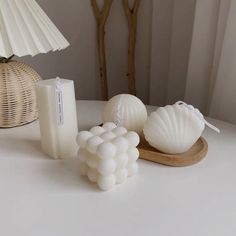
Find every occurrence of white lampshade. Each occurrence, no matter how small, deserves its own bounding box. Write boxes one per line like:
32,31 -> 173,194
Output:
0,0 -> 69,58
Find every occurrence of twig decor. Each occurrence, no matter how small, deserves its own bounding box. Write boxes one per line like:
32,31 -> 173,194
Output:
91,0 -> 112,100
123,0 -> 140,95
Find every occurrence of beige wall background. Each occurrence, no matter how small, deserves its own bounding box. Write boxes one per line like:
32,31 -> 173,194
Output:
15,0 -> 236,124
20,0 -> 153,104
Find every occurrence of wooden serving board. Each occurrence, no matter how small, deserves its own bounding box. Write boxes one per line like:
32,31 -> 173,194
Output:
138,137 -> 208,167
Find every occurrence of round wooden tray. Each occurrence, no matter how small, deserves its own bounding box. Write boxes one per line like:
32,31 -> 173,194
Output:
138,137 -> 208,167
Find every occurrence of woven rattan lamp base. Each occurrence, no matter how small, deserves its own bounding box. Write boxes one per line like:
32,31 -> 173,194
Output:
0,60 -> 42,128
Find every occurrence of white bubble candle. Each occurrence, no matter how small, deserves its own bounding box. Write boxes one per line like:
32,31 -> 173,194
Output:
77,122 -> 140,191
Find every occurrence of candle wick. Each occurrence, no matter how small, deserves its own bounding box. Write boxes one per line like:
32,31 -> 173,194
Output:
56,77 -> 62,91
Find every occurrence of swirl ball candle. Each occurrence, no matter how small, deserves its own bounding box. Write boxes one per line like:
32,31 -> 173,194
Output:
103,94 -> 147,134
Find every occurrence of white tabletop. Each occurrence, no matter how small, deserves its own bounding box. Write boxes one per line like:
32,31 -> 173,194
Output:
0,100 -> 235,236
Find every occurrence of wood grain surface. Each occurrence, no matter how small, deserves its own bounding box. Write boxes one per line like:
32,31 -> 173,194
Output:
138,137 -> 208,167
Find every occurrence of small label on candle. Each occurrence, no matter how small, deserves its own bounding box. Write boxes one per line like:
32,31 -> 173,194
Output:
55,78 -> 64,126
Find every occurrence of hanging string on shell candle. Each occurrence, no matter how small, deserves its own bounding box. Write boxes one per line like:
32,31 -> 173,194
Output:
175,101 -> 220,133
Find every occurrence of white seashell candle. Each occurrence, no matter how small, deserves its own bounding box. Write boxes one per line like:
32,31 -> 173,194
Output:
143,101 -> 220,154
77,122 -> 140,191
103,94 -> 147,134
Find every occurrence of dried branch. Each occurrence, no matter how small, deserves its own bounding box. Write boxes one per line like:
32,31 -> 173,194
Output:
91,0 -> 113,100
123,0 -> 140,95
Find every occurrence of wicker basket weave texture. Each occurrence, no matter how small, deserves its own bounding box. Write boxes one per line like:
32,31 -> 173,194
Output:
0,61 -> 41,128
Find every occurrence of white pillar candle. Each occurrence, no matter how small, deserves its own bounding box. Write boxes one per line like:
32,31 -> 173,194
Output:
36,78 -> 78,159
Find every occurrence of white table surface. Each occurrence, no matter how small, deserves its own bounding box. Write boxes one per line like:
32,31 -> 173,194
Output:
0,100 -> 236,236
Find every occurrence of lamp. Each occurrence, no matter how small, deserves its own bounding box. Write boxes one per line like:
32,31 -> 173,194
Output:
0,0 -> 69,127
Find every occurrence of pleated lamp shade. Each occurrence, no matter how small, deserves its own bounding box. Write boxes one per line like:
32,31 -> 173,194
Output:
0,0 -> 69,58
0,0 -> 70,127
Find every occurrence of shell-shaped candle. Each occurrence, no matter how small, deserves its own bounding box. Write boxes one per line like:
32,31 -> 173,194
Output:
143,102 -> 219,154
103,94 -> 147,134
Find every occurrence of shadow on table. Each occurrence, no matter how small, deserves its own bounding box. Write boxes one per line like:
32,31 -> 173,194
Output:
0,136 -> 103,192
0,137 -> 50,160
39,157 -> 103,193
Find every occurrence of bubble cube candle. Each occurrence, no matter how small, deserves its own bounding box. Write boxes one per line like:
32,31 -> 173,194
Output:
76,122 -> 140,191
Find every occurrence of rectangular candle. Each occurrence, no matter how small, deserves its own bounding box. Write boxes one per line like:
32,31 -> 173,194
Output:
36,78 -> 78,159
